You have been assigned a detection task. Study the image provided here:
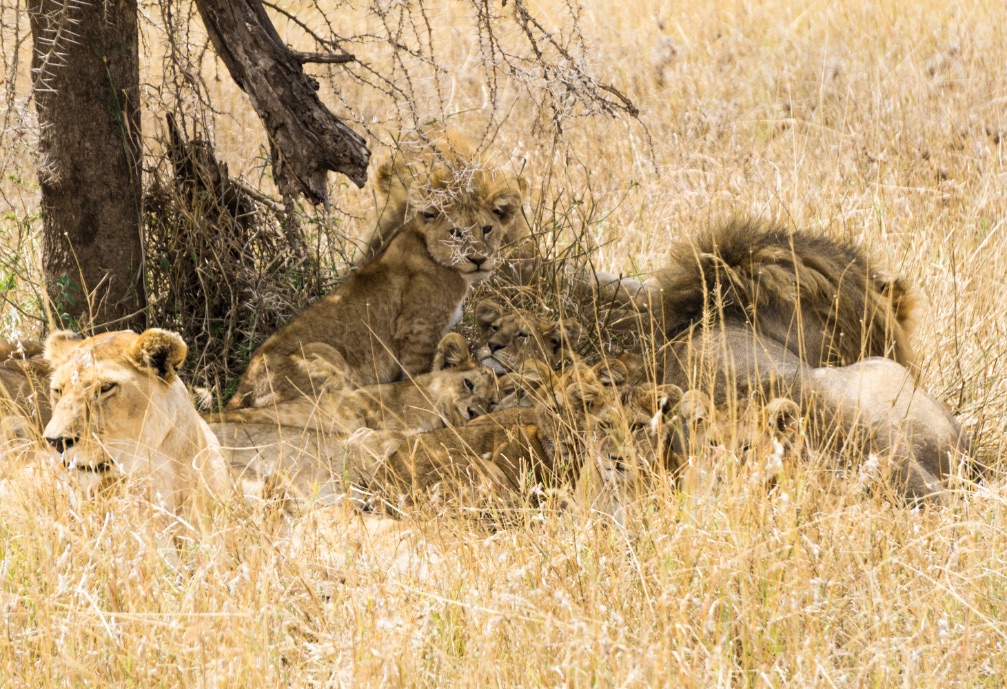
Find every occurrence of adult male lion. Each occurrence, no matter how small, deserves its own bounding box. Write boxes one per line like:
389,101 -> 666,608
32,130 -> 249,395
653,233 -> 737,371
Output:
651,218 -> 918,398
639,219 -> 969,501
228,145 -> 523,409
42,329 -> 231,519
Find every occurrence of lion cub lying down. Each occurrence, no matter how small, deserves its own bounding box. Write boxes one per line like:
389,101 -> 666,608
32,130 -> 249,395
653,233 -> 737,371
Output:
211,333 -> 497,436
41,329 -> 231,521
357,360 -> 628,501
473,300 -> 583,375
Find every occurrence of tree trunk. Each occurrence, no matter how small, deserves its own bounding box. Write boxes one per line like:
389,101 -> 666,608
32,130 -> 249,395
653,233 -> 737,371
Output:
194,0 -> 370,206
28,0 -> 145,332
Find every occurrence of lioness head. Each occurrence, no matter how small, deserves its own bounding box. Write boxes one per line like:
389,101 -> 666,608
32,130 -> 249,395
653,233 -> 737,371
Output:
43,328 -> 193,482
427,333 -> 499,423
474,300 -> 583,374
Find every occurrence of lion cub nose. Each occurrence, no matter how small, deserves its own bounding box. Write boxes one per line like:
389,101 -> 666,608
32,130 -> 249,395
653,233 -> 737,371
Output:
46,436 -> 77,454
489,342 -> 505,353
469,256 -> 488,269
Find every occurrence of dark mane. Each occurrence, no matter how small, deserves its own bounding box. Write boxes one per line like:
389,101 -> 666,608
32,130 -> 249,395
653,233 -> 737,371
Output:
653,218 -> 918,369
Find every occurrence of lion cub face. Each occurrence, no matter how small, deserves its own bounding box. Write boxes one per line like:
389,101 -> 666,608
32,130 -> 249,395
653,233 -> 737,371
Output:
670,392 -> 803,478
426,333 -> 499,423
42,329 -> 190,484
593,384 -> 684,484
474,301 -> 583,374
409,186 -> 517,280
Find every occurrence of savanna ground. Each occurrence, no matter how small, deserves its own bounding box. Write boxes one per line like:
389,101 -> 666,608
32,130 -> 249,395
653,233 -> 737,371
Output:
2,0 -> 1007,685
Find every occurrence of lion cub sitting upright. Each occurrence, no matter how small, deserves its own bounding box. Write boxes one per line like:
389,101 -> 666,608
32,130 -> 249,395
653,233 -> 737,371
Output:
229,143 -> 526,410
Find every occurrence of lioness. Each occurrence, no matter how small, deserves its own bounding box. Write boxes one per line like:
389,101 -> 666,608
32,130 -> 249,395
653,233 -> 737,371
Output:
211,333 -> 497,435
42,329 -> 231,519
228,154 -> 522,409
473,300 -> 583,375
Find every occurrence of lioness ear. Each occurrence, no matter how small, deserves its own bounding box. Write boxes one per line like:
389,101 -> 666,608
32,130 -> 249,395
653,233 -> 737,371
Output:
44,330 -> 84,368
594,360 -> 628,388
491,192 -> 521,225
543,320 -> 582,354
129,329 -> 187,382
474,301 -> 504,330
432,333 -> 471,371
765,398 -> 802,440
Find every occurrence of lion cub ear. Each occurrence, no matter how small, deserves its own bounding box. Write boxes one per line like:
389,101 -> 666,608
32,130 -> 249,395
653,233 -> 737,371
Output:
474,301 -> 504,330
44,330 -> 84,368
432,333 -> 472,371
765,397 -> 802,441
491,191 -> 522,225
129,329 -> 187,382
543,319 -> 582,355
677,390 -> 712,425
594,359 -> 628,388
376,157 -> 409,197
566,379 -> 607,414
653,384 -> 684,417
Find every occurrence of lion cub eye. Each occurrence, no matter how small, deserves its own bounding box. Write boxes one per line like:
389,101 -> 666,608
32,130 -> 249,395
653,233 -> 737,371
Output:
482,225 -> 493,236
421,210 -> 438,222
490,324 -> 501,332
464,378 -> 476,393
517,331 -> 529,339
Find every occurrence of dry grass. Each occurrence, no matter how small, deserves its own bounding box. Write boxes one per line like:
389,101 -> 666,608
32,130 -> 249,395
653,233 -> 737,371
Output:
2,0 -> 1007,685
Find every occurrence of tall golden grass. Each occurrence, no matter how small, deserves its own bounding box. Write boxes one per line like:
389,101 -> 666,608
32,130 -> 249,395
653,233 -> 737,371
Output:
2,0 -> 1006,685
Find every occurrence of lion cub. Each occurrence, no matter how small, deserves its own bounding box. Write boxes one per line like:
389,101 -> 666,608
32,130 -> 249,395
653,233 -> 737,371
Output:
359,360 -> 627,501
473,300 -> 583,375
211,333 -> 497,436
229,148 -> 525,410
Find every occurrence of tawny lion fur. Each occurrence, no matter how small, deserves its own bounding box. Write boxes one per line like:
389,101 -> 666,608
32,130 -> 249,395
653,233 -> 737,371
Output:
359,128 -> 531,264
42,329 -> 231,520
210,333 -> 498,436
229,168 -> 522,409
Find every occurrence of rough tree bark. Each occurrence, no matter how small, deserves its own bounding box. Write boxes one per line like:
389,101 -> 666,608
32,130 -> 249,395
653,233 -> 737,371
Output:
194,0 -> 370,205
28,0 -> 145,332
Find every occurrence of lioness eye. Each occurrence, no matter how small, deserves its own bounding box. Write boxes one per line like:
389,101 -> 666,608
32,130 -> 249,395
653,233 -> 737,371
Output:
490,324 -> 500,332
517,331 -> 529,339
482,225 -> 493,235
464,379 -> 476,393
51,387 -> 62,399
100,382 -> 118,395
